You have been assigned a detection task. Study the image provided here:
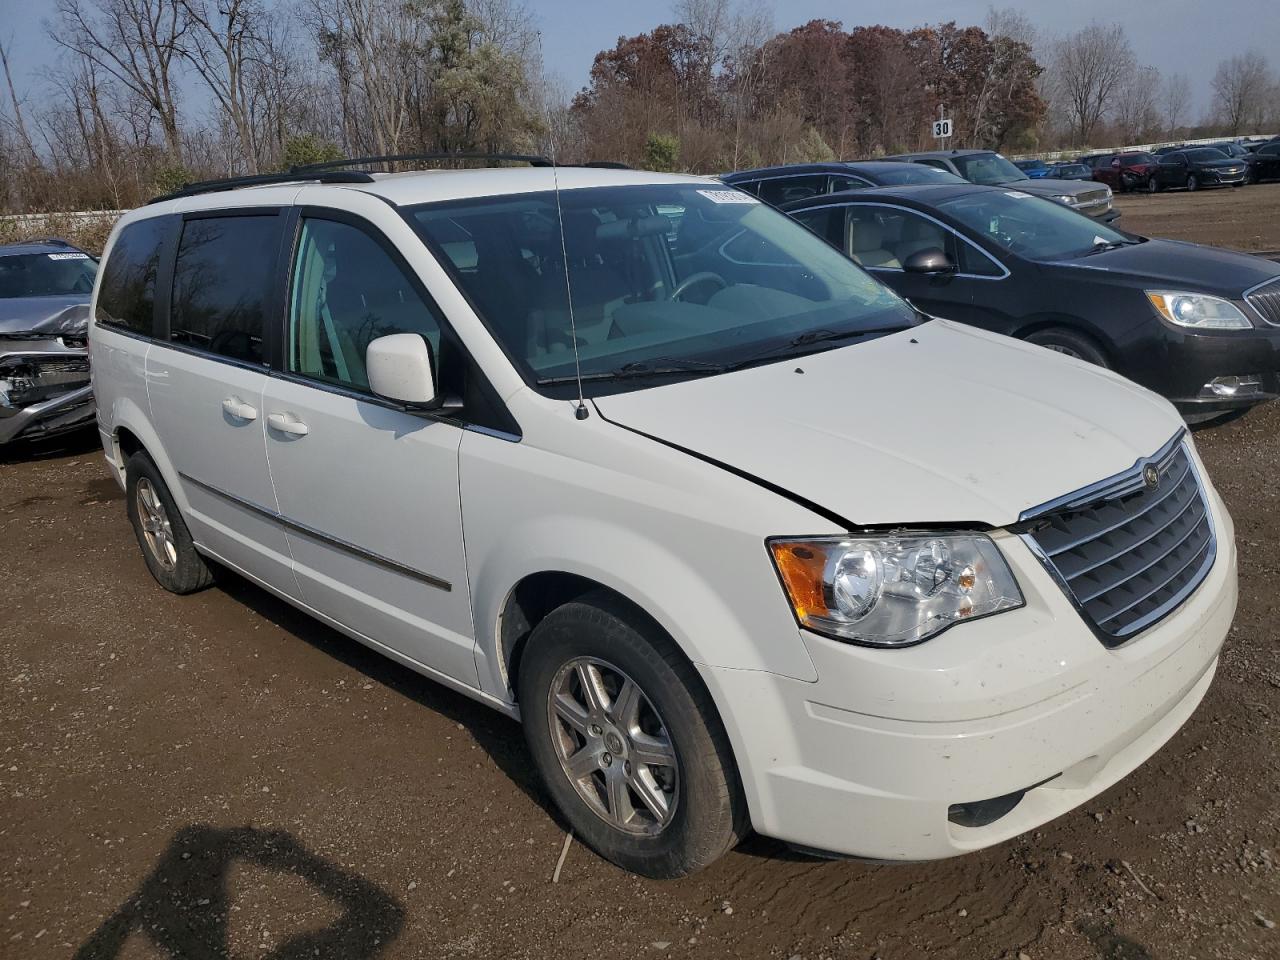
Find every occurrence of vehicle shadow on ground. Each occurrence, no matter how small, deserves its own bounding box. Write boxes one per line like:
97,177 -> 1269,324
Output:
213,570 -> 570,830
74,824 -> 405,959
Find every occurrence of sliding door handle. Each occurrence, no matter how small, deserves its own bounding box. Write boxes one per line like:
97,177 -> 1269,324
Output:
267,412 -> 310,437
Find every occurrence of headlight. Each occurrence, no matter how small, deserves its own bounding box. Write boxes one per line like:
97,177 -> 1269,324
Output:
1145,291 -> 1253,330
768,534 -> 1023,647
1052,194 -> 1078,205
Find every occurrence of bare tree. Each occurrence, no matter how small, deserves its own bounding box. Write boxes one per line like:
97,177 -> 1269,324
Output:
52,0 -> 188,157
1112,64 -> 1160,145
1051,22 -> 1134,146
178,0 -> 267,173
1159,72 -> 1190,139
0,39 -> 39,160
1211,51 -> 1271,135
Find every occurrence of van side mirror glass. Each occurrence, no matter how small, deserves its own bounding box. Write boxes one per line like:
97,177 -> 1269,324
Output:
902,248 -> 957,275
366,333 -> 437,406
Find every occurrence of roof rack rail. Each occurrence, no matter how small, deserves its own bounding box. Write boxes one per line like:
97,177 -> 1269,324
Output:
578,161 -> 632,169
291,152 -> 553,173
148,169 -> 376,204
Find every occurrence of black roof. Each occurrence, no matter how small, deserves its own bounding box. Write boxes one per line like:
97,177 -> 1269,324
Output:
721,161 -> 862,182
779,181 -> 999,212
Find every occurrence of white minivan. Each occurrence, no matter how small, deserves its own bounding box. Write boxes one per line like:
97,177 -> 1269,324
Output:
90,163 -> 1237,878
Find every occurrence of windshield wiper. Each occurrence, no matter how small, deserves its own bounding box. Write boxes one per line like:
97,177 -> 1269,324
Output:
725,324 -> 910,371
535,357 -> 728,386
1081,239 -> 1134,256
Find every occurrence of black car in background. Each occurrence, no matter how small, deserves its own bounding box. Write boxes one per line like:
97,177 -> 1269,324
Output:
0,239 -> 97,446
1150,148 -> 1248,191
1203,142 -> 1260,183
1045,161 -> 1093,180
720,161 -> 964,205
781,183 -> 1280,421
1250,141 -> 1280,182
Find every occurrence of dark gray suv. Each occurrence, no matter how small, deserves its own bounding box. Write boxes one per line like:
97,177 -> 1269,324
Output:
885,149 -> 1119,222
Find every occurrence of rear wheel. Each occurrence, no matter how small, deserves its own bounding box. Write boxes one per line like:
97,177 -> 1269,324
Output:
125,452 -> 213,594
1025,328 -> 1110,368
518,591 -> 746,878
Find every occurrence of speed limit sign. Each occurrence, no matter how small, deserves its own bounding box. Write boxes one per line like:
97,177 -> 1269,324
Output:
932,118 -> 953,139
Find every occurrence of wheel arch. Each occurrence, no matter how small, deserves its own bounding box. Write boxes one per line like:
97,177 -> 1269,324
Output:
1013,316 -> 1119,366
107,400 -> 191,515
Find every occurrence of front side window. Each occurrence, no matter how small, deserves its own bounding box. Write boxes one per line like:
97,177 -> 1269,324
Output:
951,153 -> 1028,185
410,184 -> 912,392
95,219 -> 162,334
288,218 -> 443,393
0,250 -> 96,300
937,190 -> 1132,261
873,165 -> 964,186
170,215 -> 280,363
842,205 -> 959,271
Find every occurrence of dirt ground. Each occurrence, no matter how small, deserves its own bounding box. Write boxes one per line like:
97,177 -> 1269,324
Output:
4,193 -> 1280,960
1113,181 -> 1280,254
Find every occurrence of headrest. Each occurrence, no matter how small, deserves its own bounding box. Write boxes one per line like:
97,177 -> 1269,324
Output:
849,221 -> 884,253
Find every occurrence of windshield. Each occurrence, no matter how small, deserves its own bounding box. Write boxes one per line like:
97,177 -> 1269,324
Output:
1185,148 -> 1229,162
937,189 -> 1131,261
0,251 -> 97,299
409,183 -> 914,391
1054,164 -> 1090,178
951,153 -> 1028,185
874,165 -> 966,186
1209,143 -> 1244,157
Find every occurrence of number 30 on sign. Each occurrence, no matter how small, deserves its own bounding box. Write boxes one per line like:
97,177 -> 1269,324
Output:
932,118 -> 953,139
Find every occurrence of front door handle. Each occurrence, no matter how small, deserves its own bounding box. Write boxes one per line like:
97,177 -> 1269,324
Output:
222,396 -> 258,421
267,412 -> 310,437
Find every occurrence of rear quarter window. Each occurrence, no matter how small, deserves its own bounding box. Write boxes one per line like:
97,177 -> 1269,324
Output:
96,218 -> 166,335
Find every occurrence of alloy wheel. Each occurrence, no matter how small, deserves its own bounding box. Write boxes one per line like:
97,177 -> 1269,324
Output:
1186,174 -> 1198,192
547,656 -> 679,836
1042,343 -> 1083,359
136,477 -> 177,570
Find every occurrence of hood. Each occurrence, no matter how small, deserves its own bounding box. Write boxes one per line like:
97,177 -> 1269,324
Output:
593,320 -> 1182,529
1195,158 -> 1243,169
0,296 -> 90,338
1018,177 -> 1102,196
1060,238 -> 1280,293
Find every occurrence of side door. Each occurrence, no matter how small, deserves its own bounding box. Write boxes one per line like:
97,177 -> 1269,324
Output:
1258,144 -> 1280,180
146,208 -> 294,589
1157,153 -> 1186,188
838,202 -> 1010,329
260,208 -> 478,686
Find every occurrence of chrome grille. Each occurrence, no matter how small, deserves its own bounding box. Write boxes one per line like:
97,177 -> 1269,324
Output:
1021,435 -> 1214,647
1246,277 -> 1280,326
1078,189 -> 1109,205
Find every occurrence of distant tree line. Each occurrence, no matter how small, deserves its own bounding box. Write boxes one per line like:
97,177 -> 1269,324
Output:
1,0 -> 1278,215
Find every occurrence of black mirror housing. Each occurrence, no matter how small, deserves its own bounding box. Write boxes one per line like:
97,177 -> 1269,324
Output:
902,248 -> 957,275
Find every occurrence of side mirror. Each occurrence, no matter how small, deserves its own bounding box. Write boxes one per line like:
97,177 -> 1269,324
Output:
902,248 -> 957,275
366,333 -> 438,407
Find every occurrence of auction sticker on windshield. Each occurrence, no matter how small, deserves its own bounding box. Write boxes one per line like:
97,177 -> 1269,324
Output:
48,252 -> 90,260
1004,191 -> 1033,199
698,189 -> 760,204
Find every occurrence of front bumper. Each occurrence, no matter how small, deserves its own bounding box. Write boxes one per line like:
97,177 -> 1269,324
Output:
1128,322 -> 1280,413
0,340 -> 95,444
704,482 -> 1236,860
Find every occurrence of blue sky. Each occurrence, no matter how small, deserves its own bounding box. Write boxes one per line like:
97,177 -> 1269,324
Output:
3,0 -> 1275,119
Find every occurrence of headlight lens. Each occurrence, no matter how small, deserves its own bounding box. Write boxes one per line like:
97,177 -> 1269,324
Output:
1146,290 -> 1253,330
769,534 -> 1023,647
1052,194 -> 1078,204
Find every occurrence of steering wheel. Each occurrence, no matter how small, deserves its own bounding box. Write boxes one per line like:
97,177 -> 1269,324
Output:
670,271 -> 728,303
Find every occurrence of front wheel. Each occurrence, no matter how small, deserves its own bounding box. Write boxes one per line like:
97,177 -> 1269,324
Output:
1146,176 -> 1160,194
1025,328 -> 1110,368
518,591 -> 746,878
1186,174 -> 1199,192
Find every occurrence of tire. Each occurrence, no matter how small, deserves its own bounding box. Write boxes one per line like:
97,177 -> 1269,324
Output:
1146,176 -> 1160,194
1025,328 -> 1110,368
1186,174 -> 1199,192
518,590 -> 746,878
125,451 -> 214,594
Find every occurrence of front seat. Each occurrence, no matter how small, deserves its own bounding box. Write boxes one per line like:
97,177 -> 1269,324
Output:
894,217 -> 948,262
846,220 -> 899,269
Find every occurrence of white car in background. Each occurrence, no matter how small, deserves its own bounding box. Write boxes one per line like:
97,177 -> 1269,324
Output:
89,161 -> 1236,878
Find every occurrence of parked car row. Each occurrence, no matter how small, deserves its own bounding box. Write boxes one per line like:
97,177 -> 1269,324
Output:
1012,137 -> 1280,193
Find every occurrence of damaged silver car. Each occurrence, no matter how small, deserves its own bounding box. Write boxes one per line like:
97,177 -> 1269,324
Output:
0,239 -> 97,446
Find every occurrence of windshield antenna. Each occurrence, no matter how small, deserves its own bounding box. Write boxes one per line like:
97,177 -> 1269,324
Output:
546,134 -> 589,420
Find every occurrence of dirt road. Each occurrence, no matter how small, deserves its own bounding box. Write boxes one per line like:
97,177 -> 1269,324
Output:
1114,181 -> 1280,254
4,195 -> 1280,960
